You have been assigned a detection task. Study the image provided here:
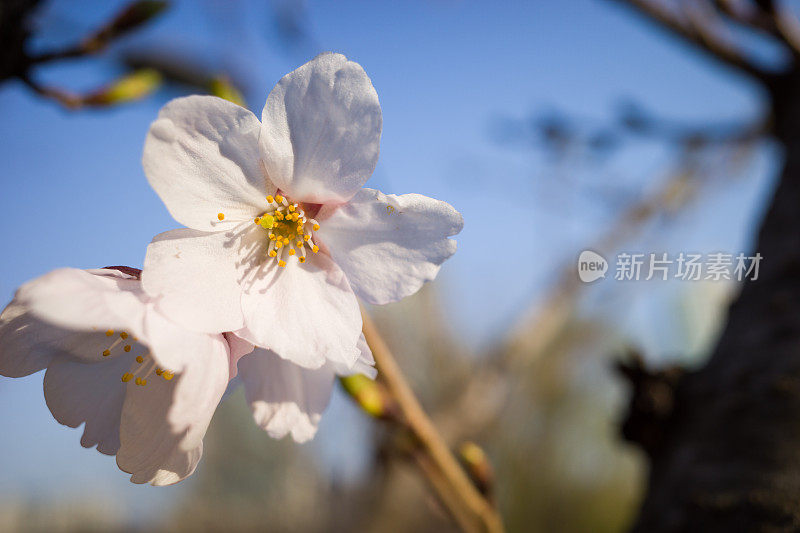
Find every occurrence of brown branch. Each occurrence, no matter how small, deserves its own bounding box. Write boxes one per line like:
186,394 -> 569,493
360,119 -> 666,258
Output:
771,0 -> 800,55
361,310 -> 505,533
609,0 -> 769,79
30,1 -> 168,64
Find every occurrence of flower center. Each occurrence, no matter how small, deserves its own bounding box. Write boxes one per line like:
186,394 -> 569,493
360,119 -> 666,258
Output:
101,329 -> 174,386
255,194 -> 320,268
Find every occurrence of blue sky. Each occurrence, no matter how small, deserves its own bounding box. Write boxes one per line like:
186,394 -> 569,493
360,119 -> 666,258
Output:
0,0 -> 773,517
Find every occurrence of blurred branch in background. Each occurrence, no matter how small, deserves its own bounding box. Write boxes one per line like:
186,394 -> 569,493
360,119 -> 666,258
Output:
0,0 -> 248,110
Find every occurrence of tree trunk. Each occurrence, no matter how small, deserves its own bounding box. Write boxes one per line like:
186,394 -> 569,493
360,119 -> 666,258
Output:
630,75 -> 800,532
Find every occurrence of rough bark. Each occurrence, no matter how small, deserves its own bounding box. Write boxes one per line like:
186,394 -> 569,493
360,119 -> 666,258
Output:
629,74 -> 800,532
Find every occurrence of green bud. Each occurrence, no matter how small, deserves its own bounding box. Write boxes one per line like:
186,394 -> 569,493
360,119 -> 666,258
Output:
85,69 -> 161,106
208,76 -> 246,107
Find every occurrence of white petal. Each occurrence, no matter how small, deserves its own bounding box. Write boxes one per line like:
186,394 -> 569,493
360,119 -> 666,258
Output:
238,348 -> 336,443
143,95 -> 273,231
0,300 -> 57,377
223,332 -> 254,379
236,252 -> 361,370
43,354 -> 132,455
14,268 -> 147,335
329,334 -> 377,379
116,333 -> 229,486
1,273 -> 149,375
316,188 -> 463,304
260,52 -> 382,204
142,228 -> 245,334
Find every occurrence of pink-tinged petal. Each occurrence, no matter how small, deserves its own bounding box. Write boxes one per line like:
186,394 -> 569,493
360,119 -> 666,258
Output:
0,300 -> 57,377
327,333 -> 376,379
143,95 -> 273,231
15,268 -> 147,336
260,52 -> 382,204
1,270 -> 151,374
224,332 -> 254,379
236,252 -> 362,370
316,188 -> 463,305
142,228 -> 245,334
116,333 -> 229,486
43,354 -> 133,455
238,348 -> 335,443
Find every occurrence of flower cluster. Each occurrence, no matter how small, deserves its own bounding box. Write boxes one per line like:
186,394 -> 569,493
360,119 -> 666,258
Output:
0,53 -> 462,485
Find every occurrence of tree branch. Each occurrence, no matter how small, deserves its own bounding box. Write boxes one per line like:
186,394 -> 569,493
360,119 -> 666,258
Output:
361,310 -> 505,533
609,0 -> 769,79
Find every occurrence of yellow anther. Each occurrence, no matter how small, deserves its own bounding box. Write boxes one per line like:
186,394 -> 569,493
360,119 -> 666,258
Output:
289,249 -> 296,256
288,204 -> 295,212
269,250 -> 277,257
260,214 -> 275,229
121,373 -> 133,382
155,368 -> 163,376
123,345 -> 131,352
296,241 -> 303,247
217,213 -> 225,221
102,349 -> 111,357
105,330 -> 114,337
299,257 -> 306,263
136,355 -> 144,364
276,212 -> 284,220
278,260 -> 287,267
312,245 -> 319,253
276,241 -> 283,249
163,371 -> 174,381
304,234 -> 311,241
266,195 -> 274,203
313,224 -> 320,231
254,217 -> 261,225
283,237 -> 289,245
269,233 -> 275,240
135,377 -> 141,385
275,194 -> 284,203
120,332 -> 128,340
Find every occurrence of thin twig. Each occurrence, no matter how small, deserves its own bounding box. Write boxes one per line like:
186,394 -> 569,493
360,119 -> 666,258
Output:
610,0 -> 768,79
361,310 -> 505,533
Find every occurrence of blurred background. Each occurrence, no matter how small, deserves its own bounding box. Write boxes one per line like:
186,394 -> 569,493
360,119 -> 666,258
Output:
0,0 -> 780,531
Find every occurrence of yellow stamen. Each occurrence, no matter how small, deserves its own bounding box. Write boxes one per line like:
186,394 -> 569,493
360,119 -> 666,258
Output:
121,373 -> 133,382
217,213 -> 225,221
298,257 -> 306,263
102,349 -> 111,357
266,195 -> 274,203
278,260 -> 286,267
105,330 -> 114,337
120,332 -> 128,340
124,345 -> 131,352
136,355 -> 144,364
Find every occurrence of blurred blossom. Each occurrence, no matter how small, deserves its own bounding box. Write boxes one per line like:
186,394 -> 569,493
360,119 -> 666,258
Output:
0,267 -> 230,485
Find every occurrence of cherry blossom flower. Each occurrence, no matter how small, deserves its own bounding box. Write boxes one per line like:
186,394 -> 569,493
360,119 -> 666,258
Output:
0,267 -> 231,485
142,52 -> 463,373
